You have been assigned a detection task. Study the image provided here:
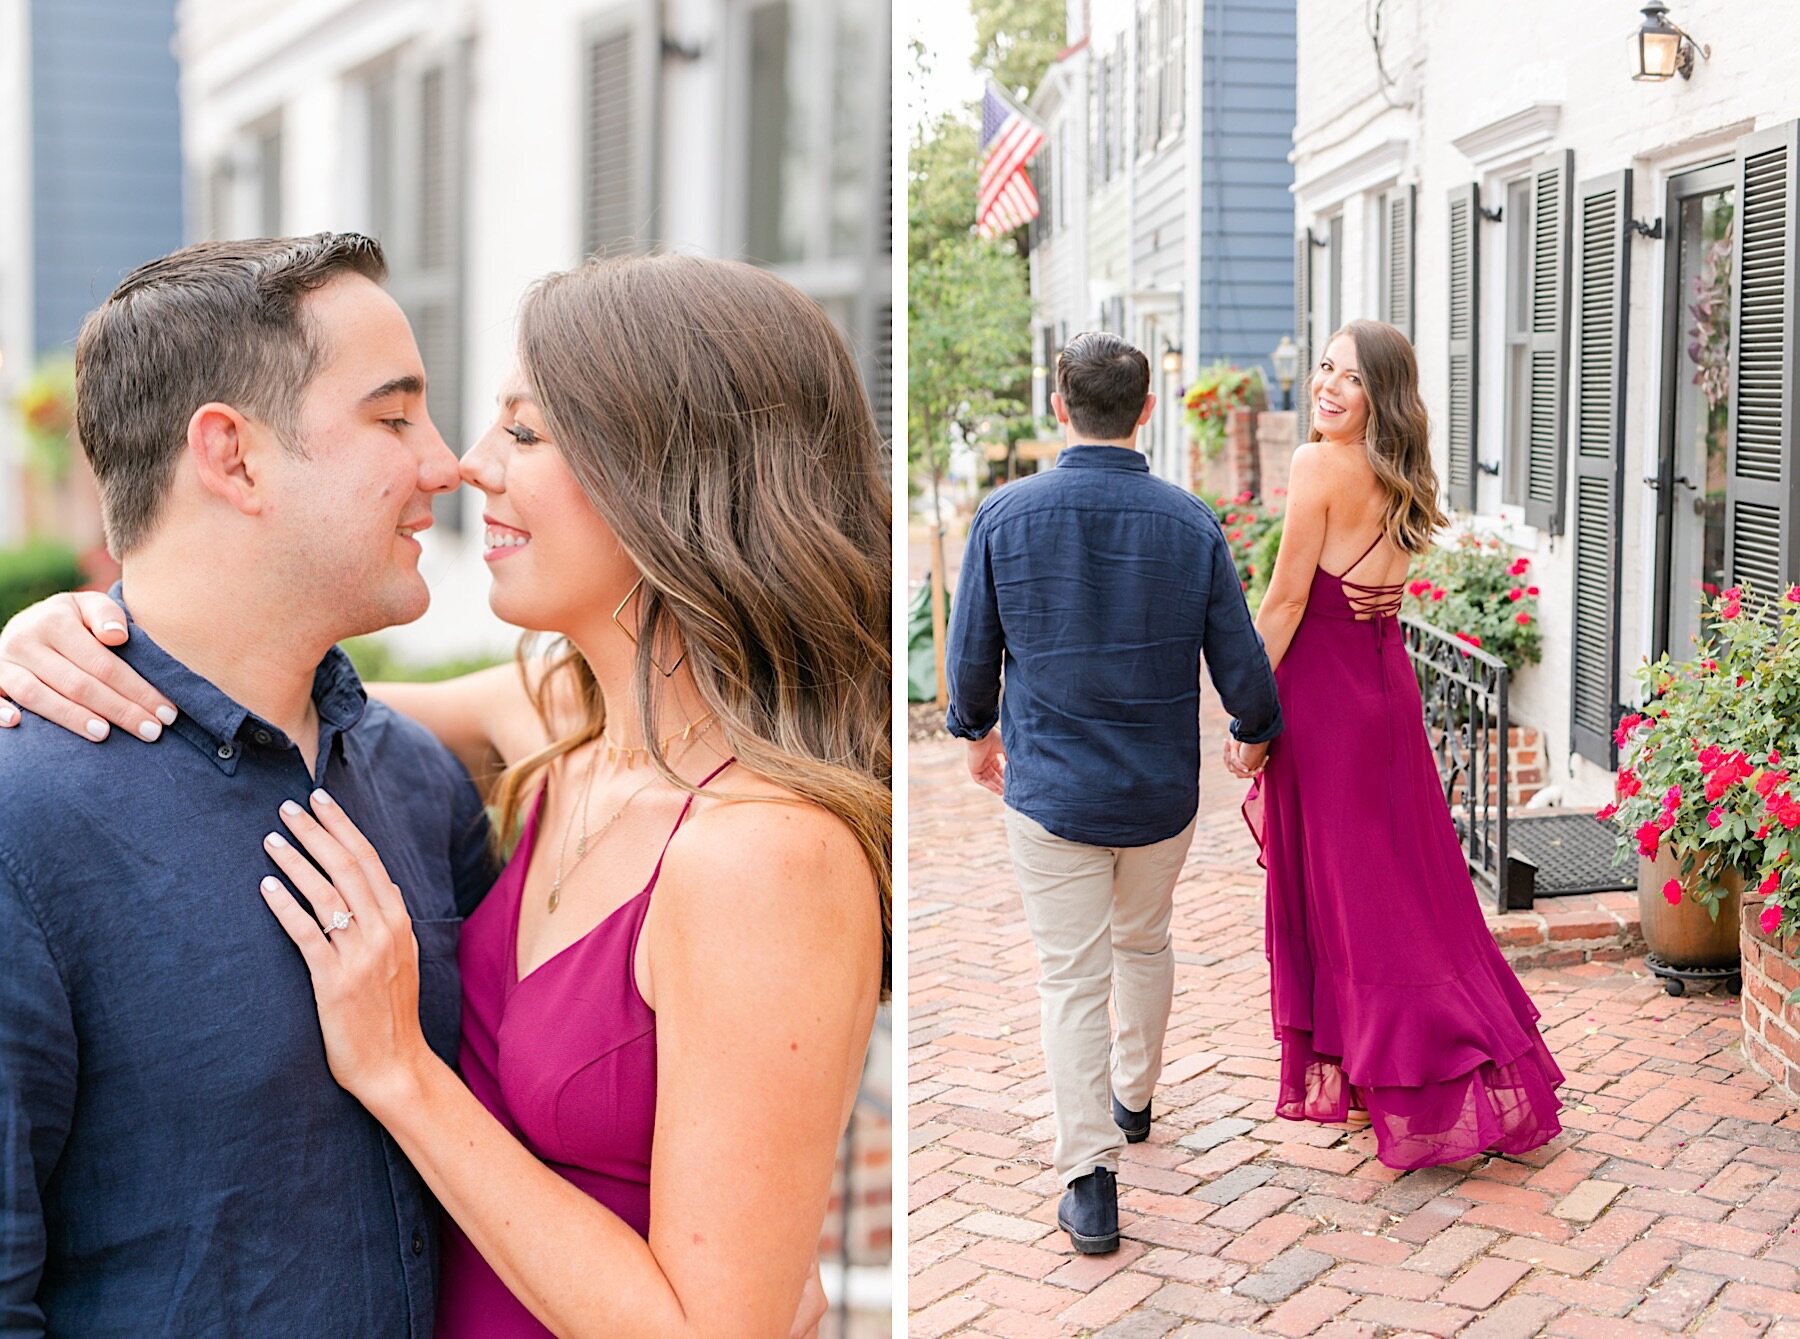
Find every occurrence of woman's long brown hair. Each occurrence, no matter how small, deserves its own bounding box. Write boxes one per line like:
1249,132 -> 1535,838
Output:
1312,319 -> 1448,554
489,253 -> 892,995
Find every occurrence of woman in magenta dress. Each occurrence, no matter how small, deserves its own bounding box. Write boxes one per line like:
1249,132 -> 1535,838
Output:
3,255 -> 890,1335
1230,319 -> 1563,1170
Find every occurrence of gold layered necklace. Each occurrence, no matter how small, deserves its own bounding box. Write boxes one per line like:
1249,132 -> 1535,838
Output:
546,712 -> 718,914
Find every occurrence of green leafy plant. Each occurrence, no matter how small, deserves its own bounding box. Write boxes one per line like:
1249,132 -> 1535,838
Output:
1207,491 -> 1281,596
1603,584 -> 1800,981
0,543 -> 86,629
340,637 -> 506,684
1400,531 -> 1543,672
14,357 -> 77,485
1183,364 -> 1266,460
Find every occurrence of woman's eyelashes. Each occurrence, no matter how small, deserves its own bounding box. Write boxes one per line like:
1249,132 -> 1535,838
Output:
504,423 -> 540,446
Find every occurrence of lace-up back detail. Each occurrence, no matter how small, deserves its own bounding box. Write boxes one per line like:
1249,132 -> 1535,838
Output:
1322,531 -> 1405,621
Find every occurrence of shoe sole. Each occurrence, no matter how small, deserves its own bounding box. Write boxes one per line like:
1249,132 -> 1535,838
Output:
1058,1215 -> 1120,1254
1119,1124 -> 1149,1144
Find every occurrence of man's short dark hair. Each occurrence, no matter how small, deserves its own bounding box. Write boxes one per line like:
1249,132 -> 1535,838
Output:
74,233 -> 389,556
1055,332 -> 1151,441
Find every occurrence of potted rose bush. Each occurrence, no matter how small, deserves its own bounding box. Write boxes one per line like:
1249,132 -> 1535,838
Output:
1604,584 -> 1800,990
1184,364 -> 1266,460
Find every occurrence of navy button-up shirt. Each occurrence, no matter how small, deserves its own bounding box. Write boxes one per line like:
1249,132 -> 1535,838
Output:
0,598 -> 494,1337
945,445 -> 1282,847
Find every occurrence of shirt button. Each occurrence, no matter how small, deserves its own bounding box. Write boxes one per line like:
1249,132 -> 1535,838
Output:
411,1230 -> 424,1257
216,743 -> 236,760
253,729 -> 273,746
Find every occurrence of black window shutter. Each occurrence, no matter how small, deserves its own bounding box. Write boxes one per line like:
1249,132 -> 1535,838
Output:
1725,119 -> 1800,605
1568,170 -> 1632,768
1523,149 -> 1574,535
1446,183 -> 1480,510
583,2 -> 659,258
1381,185 -> 1416,341
1294,229 -> 1315,440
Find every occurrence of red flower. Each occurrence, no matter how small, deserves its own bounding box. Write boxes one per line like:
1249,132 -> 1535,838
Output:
1516,613 -> 1532,626
1408,579 -> 1432,598
1507,587 -> 1524,601
1772,750 -> 1783,765
1655,811 -> 1676,832
1756,769 -> 1790,798
1787,585 -> 1800,603
1758,821 -> 1772,839
1636,821 -> 1662,857
1707,808 -> 1724,830
1526,585 -> 1540,596
1770,792 -> 1800,830
1613,714 -> 1644,747
1662,784 -> 1683,811
1760,904 -> 1784,936
1596,802 -> 1619,822
1236,490 -> 1253,504
1223,512 -> 1238,524
1508,557 -> 1530,576
1722,598 -> 1742,621
1662,878 -> 1683,906
1700,659 -> 1718,672
1760,870 -> 1782,898
1698,744 -> 1725,773
1431,588 -> 1447,602
1617,768 -> 1642,799
1229,529 -> 1243,541
1702,582 -> 1719,597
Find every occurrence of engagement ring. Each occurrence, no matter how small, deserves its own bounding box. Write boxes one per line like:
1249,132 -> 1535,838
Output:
325,910 -> 354,934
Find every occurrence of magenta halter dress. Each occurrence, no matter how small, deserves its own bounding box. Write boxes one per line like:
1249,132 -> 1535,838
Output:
1242,534 -> 1563,1169
436,758 -> 735,1336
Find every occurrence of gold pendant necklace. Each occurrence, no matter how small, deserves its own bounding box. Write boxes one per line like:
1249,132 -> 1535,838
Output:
548,747 -> 653,914
598,712 -> 718,769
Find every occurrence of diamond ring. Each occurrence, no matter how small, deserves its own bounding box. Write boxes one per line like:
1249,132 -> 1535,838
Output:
324,909 -> 354,935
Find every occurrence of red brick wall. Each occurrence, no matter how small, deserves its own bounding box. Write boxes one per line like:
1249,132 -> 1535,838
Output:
1740,901 -> 1800,1102
1433,725 -> 1546,808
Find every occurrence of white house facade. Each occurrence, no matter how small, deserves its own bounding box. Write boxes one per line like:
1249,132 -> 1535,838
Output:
1294,0 -> 1800,802
180,0 -> 892,659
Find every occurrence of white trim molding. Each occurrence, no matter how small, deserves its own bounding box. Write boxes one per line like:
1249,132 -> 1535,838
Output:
1292,138 -> 1409,215
1451,102 -> 1562,173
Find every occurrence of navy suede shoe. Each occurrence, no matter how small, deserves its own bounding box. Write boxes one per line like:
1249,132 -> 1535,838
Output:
1057,1167 -> 1120,1254
1112,1093 -> 1152,1143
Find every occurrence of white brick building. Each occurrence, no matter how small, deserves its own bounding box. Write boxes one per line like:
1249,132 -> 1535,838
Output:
182,0 -> 892,659
1294,0 -> 1800,800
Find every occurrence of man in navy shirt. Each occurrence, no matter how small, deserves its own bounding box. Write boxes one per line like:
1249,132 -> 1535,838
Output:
945,331 -> 1282,1254
0,235 -> 493,1335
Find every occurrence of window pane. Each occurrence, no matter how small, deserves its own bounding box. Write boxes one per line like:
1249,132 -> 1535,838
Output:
830,0 -> 875,256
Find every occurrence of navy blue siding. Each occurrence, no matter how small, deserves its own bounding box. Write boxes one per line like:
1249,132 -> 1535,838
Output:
1197,0 -> 1296,380
31,0 -> 183,353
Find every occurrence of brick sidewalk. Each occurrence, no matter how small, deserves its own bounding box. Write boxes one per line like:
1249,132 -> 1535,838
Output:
908,691 -> 1800,1338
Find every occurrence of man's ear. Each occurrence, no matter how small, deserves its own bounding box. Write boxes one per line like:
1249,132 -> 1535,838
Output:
187,403 -> 269,517
1137,393 -> 1157,427
1050,392 -> 1071,426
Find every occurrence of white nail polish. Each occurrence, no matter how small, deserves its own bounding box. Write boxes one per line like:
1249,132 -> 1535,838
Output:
85,719 -> 108,740
280,800 -> 303,817
100,621 -> 125,635
0,704 -> 15,724
265,832 -> 287,848
137,721 -> 161,742
311,789 -> 334,807
155,706 -> 178,726
260,876 -> 283,895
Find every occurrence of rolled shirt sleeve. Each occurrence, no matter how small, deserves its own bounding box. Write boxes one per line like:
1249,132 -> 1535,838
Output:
0,851 -> 75,1337
944,509 -> 1004,741
1200,530 -> 1284,746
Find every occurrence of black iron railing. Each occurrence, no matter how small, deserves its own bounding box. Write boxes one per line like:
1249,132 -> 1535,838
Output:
1398,615 -> 1527,911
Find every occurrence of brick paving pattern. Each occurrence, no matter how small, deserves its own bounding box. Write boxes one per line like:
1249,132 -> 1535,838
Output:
908,687 -> 1800,1337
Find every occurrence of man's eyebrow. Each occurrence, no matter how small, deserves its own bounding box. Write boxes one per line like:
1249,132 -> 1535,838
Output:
362,375 -> 424,403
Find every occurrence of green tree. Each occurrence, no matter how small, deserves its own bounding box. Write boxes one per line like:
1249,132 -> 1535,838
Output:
908,109 -> 1033,702
972,0 -> 1067,102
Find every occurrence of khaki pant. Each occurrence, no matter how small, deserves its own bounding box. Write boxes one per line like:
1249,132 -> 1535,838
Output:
1002,807 -> 1198,1184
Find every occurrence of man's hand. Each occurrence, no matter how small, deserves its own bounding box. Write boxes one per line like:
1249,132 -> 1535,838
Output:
1222,737 -> 1269,780
965,732 -> 1007,797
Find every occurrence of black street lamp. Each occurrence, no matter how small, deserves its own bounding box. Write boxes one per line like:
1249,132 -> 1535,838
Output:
1271,335 -> 1298,412
1632,2 -> 1709,82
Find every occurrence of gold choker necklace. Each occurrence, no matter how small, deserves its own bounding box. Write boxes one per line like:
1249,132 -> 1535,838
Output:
599,712 -> 717,769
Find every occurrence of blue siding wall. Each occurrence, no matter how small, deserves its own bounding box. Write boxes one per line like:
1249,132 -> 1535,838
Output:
1197,0 -> 1295,380
31,0 -> 183,353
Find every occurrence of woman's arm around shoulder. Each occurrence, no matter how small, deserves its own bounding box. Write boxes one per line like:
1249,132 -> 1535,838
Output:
640,786 -> 884,1335
370,658 -> 570,796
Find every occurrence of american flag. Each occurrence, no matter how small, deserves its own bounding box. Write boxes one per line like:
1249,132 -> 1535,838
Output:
977,82 -> 1046,240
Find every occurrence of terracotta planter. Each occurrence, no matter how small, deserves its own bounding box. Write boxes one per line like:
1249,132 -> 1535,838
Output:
1638,849 -> 1743,971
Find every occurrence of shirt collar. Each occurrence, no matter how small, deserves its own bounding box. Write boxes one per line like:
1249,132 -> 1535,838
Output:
1056,444 -> 1151,472
110,582 -> 368,773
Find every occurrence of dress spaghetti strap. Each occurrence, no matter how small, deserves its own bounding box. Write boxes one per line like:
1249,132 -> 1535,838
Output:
1330,530 -> 1405,620
642,757 -> 738,898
